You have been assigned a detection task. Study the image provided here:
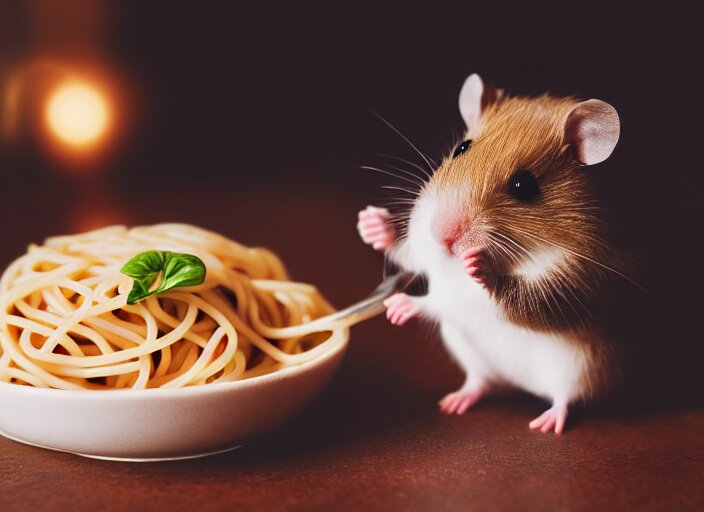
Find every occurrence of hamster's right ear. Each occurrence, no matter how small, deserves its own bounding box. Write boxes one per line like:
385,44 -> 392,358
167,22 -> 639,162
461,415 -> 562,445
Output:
458,73 -> 503,137
564,99 -> 620,166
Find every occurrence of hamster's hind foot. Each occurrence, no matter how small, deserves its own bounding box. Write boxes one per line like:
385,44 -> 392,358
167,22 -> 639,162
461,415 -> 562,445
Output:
438,387 -> 485,415
529,403 -> 568,434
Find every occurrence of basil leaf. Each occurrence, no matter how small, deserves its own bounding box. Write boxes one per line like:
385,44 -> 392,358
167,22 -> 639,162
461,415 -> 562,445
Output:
120,250 -> 206,304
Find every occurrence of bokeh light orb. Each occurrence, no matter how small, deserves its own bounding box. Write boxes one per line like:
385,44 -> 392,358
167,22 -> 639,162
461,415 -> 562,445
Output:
46,81 -> 110,147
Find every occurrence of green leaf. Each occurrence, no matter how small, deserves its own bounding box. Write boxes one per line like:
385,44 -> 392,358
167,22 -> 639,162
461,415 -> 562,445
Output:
120,250 -> 206,304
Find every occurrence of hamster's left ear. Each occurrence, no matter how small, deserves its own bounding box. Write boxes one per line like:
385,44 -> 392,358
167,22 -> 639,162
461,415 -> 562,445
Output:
458,73 -> 503,137
564,99 -> 620,165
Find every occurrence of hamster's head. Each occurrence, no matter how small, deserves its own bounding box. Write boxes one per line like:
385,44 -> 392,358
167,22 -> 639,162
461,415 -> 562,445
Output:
410,74 -> 620,283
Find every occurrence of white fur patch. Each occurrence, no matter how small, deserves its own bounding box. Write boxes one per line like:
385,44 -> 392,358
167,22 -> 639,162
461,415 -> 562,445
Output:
513,246 -> 564,281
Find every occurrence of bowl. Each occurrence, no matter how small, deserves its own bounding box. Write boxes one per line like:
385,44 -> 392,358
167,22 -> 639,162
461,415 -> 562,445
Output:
0,328 -> 348,461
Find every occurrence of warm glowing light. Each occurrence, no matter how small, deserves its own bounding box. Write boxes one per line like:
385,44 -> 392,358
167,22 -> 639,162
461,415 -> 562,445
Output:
46,81 -> 110,146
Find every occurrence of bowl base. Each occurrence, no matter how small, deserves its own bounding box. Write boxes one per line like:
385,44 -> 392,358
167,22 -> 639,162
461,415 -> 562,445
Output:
0,429 -> 241,462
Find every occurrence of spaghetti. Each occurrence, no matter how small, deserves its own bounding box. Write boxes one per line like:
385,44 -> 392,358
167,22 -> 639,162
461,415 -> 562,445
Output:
0,224 -> 343,390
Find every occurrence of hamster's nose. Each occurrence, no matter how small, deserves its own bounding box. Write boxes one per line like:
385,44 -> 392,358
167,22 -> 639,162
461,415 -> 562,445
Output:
431,215 -> 466,254
443,237 -> 456,253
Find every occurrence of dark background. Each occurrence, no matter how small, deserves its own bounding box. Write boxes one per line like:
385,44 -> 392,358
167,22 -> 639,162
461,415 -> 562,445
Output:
1,1 -> 702,234
1,0 -> 701,379
0,2 -> 702,510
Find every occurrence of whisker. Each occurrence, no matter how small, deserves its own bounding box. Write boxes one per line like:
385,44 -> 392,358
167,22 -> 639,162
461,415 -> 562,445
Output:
381,185 -> 421,196
379,154 -> 433,180
491,231 -> 533,259
487,234 -> 520,265
424,153 -> 438,167
382,203 -> 417,210
360,165 -> 423,187
496,235 -> 554,317
490,231 -> 585,328
506,225 -> 649,294
428,86 -> 462,147
386,163 -> 428,185
548,274 -> 586,330
382,199 -> 416,204
557,269 -> 593,322
532,276 -> 560,325
543,279 -> 575,332
363,106 -> 436,174
388,216 -> 411,226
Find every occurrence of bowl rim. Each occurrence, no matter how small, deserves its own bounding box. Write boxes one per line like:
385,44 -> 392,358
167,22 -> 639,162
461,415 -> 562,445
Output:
0,327 -> 349,400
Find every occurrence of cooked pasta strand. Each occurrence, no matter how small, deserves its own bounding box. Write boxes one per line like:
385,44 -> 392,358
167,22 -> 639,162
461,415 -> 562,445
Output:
0,224 -> 343,390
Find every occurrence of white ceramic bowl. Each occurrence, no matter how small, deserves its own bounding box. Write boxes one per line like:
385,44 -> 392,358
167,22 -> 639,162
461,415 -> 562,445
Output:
0,329 -> 348,461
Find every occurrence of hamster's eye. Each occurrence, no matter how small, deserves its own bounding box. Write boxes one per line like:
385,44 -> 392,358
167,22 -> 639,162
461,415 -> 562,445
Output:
453,140 -> 472,158
508,170 -> 540,201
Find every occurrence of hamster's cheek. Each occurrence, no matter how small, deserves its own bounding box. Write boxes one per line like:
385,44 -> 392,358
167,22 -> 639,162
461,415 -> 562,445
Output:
511,245 -> 566,281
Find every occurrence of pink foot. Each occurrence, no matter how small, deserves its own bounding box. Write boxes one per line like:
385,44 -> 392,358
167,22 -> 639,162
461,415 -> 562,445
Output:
529,404 -> 568,434
383,293 -> 420,325
459,247 -> 495,289
438,388 -> 484,415
357,206 -> 397,252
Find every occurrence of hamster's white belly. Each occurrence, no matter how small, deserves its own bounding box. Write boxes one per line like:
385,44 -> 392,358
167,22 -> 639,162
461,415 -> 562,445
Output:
425,264 -> 589,404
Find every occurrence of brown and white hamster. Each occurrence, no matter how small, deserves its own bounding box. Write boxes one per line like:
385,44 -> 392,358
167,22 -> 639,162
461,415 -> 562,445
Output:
357,74 -> 626,434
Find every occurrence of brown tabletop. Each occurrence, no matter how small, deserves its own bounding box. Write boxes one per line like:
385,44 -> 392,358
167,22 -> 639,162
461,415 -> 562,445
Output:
0,182 -> 702,512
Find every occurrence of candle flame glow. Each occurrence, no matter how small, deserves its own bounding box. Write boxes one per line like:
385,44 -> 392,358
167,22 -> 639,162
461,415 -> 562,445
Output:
46,81 -> 110,147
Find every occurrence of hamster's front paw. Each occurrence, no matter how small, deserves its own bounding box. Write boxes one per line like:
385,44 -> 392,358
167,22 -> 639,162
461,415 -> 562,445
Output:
357,205 -> 396,252
383,293 -> 420,325
459,247 -> 496,289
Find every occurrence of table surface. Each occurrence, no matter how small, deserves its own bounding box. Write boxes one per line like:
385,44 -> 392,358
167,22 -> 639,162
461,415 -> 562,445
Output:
0,182 -> 702,512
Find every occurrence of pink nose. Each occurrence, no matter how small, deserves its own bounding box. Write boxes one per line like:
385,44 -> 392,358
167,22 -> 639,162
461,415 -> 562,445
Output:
431,216 -> 465,253
442,233 -> 458,252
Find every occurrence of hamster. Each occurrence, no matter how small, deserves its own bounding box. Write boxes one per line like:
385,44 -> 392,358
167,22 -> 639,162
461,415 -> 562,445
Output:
357,73 -> 627,434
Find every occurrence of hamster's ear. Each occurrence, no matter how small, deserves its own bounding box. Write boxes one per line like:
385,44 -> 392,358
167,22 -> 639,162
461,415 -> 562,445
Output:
458,73 -> 503,136
564,99 -> 620,166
